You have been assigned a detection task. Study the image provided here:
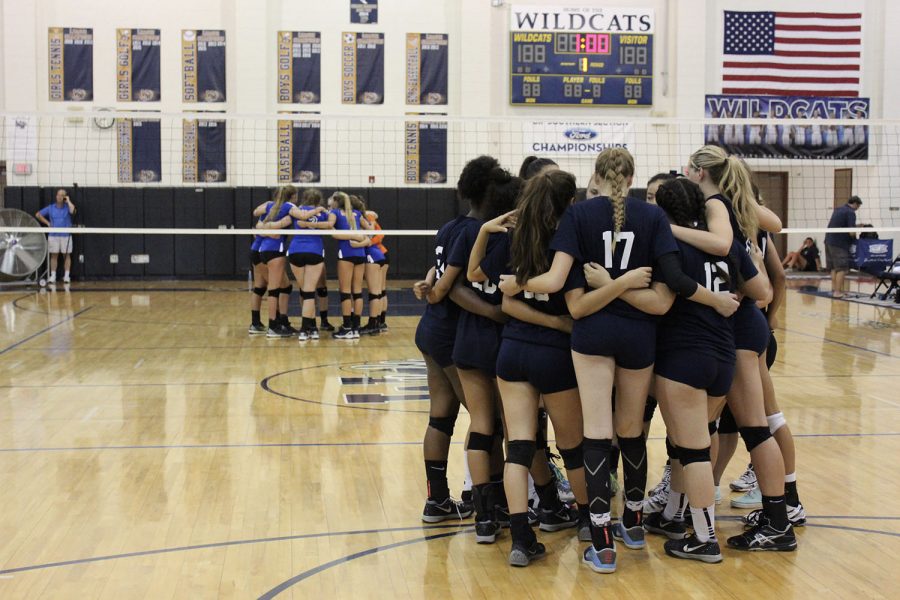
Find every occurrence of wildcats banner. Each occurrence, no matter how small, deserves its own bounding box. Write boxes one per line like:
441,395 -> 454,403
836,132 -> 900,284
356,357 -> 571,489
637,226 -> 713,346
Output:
183,120 -> 226,183
117,119 -> 161,183
523,121 -> 635,155
277,120 -> 321,183
277,31 -> 321,104
510,6 -> 654,33
117,29 -> 161,101
350,0 -> 378,24
405,122 -> 447,184
704,95 -> 870,160
48,28 -> 93,101
182,30 -> 226,102
406,33 -> 448,105
342,32 -> 384,104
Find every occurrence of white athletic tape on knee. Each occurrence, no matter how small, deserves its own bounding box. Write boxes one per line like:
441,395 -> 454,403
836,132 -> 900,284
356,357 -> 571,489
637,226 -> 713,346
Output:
767,412 -> 787,434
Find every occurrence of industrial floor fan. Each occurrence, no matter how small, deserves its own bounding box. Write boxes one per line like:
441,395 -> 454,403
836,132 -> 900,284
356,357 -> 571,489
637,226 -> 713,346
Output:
0,208 -> 49,287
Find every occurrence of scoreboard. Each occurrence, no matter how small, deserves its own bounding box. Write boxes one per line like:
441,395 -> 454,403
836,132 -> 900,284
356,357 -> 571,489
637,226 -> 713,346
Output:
509,6 -> 654,107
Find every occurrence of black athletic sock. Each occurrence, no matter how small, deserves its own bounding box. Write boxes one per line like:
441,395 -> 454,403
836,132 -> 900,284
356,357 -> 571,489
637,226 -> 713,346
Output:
268,319 -> 278,330
425,460 -> 450,502
578,504 -> 590,522
473,483 -> 494,522
583,437 -> 613,550
301,317 -> 314,330
785,480 -> 800,506
610,444 -> 620,475
351,314 -> 361,329
535,479 -> 562,513
618,435 -> 647,528
490,471 -> 507,512
380,311 -> 387,326
762,495 -> 790,530
342,315 -> 352,328
509,512 -> 534,546
319,310 -> 329,324
251,310 -> 261,326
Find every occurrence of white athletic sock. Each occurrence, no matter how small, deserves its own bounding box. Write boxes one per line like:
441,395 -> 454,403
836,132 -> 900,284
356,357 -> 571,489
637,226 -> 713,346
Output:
663,491 -> 686,521
690,504 -> 717,542
784,472 -> 797,483
462,457 -> 472,492
64,270 -> 70,278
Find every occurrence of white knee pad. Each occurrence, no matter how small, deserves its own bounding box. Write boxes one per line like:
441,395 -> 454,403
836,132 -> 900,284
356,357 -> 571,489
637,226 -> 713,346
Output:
767,412 -> 787,434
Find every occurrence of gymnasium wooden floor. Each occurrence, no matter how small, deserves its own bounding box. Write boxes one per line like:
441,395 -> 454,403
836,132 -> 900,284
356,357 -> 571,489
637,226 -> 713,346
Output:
0,279 -> 897,599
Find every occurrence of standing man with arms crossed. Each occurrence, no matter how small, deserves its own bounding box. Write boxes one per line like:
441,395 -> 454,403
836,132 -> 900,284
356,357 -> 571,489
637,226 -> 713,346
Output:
824,196 -> 862,298
35,188 -> 76,284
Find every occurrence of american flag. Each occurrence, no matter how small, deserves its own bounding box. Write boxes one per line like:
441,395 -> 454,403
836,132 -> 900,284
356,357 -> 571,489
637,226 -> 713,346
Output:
722,11 -> 861,97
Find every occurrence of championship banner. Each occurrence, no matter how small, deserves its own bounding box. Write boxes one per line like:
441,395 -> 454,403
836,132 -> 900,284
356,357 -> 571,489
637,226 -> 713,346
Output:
406,34 -> 448,105
117,29 -> 160,102
277,31 -> 321,104
277,120 -> 321,183
523,121 -> 635,155
117,119 -> 161,183
183,120 -> 226,183
405,122 -> 447,184
48,28 -> 93,102
182,30 -> 226,102
704,95 -> 869,160
342,32 -> 384,104
350,1 -> 378,24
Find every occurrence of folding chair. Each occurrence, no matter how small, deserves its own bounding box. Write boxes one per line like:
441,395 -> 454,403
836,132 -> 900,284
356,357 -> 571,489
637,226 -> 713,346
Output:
869,254 -> 900,303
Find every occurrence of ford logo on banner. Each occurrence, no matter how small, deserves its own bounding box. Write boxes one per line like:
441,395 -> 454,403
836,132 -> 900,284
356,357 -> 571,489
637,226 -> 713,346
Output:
564,128 -> 598,140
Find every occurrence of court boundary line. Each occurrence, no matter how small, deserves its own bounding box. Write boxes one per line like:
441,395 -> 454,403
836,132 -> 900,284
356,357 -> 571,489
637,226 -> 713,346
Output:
0,431 -> 897,454
0,306 -> 92,356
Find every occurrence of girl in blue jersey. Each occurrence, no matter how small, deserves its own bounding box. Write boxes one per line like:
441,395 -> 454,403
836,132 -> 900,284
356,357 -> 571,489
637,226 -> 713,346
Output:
253,186 -> 298,337
467,170 -> 588,566
424,156 -> 525,544
248,231 -> 267,335
413,213 -> 475,524
502,148 -> 738,574
328,192 -> 371,339
681,145 -> 796,551
637,178 -> 771,563
260,188 -> 334,341
348,196 -> 385,336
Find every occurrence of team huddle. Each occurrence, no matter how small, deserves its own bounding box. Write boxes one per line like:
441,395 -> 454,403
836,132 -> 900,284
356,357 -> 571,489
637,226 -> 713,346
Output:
248,186 -> 389,340
413,146 -> 805,572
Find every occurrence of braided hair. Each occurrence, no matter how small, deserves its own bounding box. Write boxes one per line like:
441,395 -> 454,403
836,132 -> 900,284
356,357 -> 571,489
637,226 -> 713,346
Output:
594,148 -> 634,250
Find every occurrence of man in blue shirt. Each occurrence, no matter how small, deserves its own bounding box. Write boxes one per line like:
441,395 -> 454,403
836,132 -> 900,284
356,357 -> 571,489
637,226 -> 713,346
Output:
824,196 -> 862,298
35,188 -> 76,283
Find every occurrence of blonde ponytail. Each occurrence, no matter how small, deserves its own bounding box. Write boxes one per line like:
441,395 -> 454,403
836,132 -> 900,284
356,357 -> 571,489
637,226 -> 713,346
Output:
264,187 -> 285,223
332,191 -> 357,230
690,145 -> 759,241
594,148 -> 634,250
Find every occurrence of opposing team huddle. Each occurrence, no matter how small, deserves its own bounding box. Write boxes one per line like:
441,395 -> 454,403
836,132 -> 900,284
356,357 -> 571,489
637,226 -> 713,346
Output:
247,186 -> 390,340
414,146 -> 805,573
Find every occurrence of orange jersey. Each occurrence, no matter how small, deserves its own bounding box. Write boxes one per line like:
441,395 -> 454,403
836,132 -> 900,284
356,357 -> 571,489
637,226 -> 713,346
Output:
366,214 -> 388,254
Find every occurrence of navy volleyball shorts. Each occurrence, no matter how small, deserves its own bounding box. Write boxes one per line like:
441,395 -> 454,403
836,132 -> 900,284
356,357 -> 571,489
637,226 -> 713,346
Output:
655,350 -> 736,398
571,312 -> 656,370
496,338 -> 578,395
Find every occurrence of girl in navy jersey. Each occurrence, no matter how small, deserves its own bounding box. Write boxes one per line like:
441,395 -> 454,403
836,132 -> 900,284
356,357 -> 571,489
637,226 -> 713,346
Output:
424,156 -> 524,544
467,170 -> 586,566
413,212 -> 475,524
253,186 -> 298,337
637,178 -> 771,563
682,145 -> 796,551
260,189 -> 334,341
328,192 -> 371,339
501,148 -> 738,573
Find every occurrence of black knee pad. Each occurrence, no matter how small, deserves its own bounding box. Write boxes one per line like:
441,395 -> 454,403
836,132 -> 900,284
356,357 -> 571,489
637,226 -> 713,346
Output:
339,292 -> 352,303
467,432 -> 494,452
267,289 -> 280,298
582,437 -> 612,453
316,287 -> 328,298
665,436 -> 679,460
739,426 -> 772,452
505,439 -> 537,468
428,415 -> 456,437
366,291 -> 378,303
252,286 -> 266,297
719,405 -> 738,434
280,285 -> 293,296
766,332 -> 778,370
557,443 -> 584,470
708,421 -> 718,436
678,446 -> 711,466
300,290 -> 316,300
643,396 -> 658,423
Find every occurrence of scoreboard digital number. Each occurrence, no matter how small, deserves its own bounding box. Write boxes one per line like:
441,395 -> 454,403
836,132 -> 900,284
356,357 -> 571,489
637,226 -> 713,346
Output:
509,6 -> 654,107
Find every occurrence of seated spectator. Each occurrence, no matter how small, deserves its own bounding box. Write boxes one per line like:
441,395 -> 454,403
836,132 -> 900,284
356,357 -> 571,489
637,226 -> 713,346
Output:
783,237 -> 821,272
